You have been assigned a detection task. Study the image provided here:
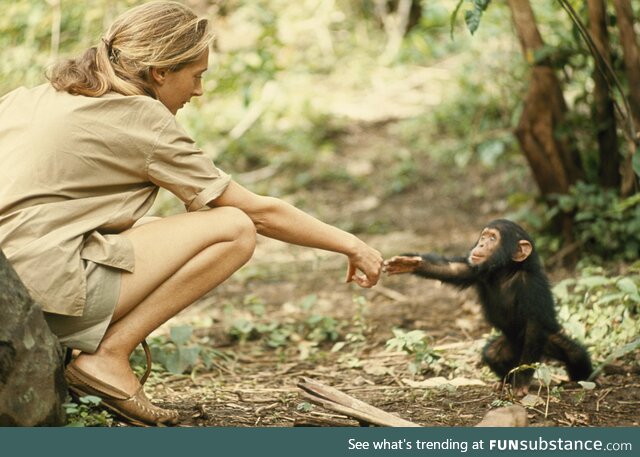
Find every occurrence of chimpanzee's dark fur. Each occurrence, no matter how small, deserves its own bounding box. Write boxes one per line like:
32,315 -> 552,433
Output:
408,219 -> 592,389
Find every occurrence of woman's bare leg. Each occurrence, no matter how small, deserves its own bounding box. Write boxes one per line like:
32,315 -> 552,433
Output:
73,206 -> 256,394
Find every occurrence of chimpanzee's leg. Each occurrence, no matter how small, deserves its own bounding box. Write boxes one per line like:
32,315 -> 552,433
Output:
482,335 -> 520,380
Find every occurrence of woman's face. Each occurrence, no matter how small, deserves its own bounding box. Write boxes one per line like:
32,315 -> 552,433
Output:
151,49 -> 209,115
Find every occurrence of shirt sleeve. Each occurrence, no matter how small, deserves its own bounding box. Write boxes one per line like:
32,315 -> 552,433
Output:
147,116 -> 231,212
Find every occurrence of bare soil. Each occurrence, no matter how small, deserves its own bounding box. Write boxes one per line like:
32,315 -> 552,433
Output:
140,122 -> 640,428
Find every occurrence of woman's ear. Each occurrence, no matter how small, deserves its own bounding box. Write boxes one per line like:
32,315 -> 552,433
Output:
512,240 -> 532,262
149,67 -> 168,86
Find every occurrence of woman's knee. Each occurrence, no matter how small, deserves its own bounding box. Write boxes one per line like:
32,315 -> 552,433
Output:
209,206 -> 256,254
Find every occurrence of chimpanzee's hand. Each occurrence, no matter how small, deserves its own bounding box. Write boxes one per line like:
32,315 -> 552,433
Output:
382,255 -> 423,275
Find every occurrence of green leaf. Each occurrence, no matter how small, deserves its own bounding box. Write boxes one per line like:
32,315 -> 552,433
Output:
589,337 -> 640,380
536,365 -> 552,387
64,406 -> 80,414
65,421 -> 86,428
609,337 -> 640,360
170,325 -> 193,346
385,338 -> 404,352
464,9 -> 482,35
578,381 -> 596,390
296,402 -> 313,412
299,294 -> 317,311
464,0 -> 492,35
552,280 -> 571,301
477,139 -> 505,166
405,329 -> 427,345
79,395 -> 102,406
165,346 -> 200,374
590,325 -> 608,340
594,292 -> 625,306
577,275 -> 609,288
633,144 -> 640,178
179,346 -> 201,366
617,277 -> 638,296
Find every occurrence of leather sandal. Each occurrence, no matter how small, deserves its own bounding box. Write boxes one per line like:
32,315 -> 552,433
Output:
65,340 -> 179,427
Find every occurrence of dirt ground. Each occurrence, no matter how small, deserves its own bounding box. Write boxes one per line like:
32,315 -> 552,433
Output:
136,123 -> 640,428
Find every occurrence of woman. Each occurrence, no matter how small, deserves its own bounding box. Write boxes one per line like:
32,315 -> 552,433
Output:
0,2 -> 382,426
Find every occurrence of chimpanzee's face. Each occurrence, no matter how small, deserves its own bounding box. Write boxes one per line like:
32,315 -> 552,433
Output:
468,227 -> 501,265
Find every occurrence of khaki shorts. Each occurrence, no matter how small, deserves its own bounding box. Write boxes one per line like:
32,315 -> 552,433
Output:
44,260 -> 121,353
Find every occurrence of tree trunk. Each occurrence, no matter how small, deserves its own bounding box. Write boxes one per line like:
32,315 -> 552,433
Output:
506,0 -> 583,196
587,0 -> 620,188
612,0 -> 640,196
0,250 -> 67,426
613,0 -> 640,126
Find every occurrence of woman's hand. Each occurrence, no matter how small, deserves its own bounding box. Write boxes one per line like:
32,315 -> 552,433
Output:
345,242 -> 383,288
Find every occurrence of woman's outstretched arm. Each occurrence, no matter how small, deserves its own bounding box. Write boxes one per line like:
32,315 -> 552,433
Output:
210,180 -> 382,288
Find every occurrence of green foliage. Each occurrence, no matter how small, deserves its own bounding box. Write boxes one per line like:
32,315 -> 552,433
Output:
387,152 -> 419,195
553,182 -> 640,262
385,328 -> 441,375
553,266 -> 640,362
162,326 -> 202,374
296,401 -> 314,413
64,395 -> 113,427
344,295 -> 370,345
391,75 -> 520,169
131,328 -> 233,376
0,0 -> 140,94
451,0 -> 492,36
227,293 -> 345,351
401,2 -> 467,63
464,0 -> 491,36
223,124 -> 332,172
589,338 -> 640,380
633,144 -> 640,179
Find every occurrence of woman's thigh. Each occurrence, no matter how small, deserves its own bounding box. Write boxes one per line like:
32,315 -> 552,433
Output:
115,207 -> 255,315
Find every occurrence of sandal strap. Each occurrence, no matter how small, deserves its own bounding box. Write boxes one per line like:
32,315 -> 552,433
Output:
140,339 -> 152,385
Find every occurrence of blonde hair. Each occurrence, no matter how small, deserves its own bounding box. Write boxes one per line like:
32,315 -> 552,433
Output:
48,1 -> 212,98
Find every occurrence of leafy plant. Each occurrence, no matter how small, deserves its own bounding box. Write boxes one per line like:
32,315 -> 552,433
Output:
385,328 -> 442,374
132,326 -> 233,376
160,326 -> 202,374
64,395 -> 113,427
387,152 -> 419,195
305,314 -> 340,343
296,402 -> 314,413
345,295 -> 370,345
553,266 -> 640,364
225,293 -> 347,354
507,362 -> 552,417
451,0 -> 492,36
552,183 -> 640,262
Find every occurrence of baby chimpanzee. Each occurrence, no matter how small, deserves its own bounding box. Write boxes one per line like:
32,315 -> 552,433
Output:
384,219 -> 592,394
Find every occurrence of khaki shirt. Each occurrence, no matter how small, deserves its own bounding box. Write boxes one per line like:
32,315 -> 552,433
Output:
0,84 -> 231,316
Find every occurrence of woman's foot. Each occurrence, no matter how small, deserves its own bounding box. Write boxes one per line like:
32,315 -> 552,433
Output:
73,350 -> 141,396
65,361 -> 179,426
66,343 -> 179,426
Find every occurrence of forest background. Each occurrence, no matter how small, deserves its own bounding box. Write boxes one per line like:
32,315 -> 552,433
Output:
1,0 -> 639,426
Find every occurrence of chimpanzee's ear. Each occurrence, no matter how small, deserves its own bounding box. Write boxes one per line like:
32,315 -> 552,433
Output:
512,240 -> 532,262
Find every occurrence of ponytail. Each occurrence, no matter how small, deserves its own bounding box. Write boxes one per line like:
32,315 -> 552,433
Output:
47,1 -> 212,98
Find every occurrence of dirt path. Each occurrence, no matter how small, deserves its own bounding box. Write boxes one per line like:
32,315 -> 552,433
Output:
131,123 -> 640,428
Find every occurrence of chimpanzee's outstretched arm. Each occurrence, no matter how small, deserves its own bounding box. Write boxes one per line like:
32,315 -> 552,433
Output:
385,253 -> 478,288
